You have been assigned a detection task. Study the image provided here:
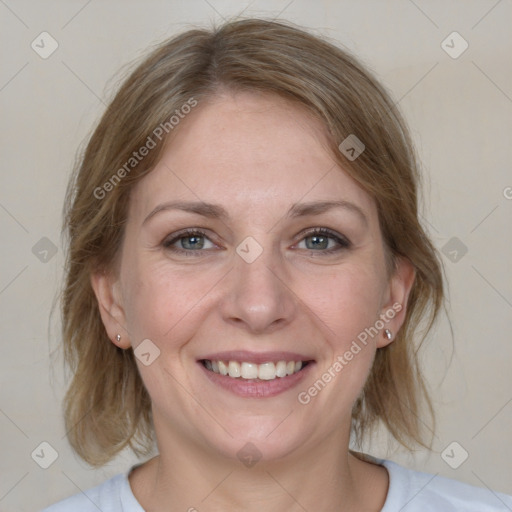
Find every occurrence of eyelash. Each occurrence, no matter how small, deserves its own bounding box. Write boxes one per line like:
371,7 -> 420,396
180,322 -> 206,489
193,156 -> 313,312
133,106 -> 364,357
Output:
162,227 -> 351,257
298,227 -> 352,253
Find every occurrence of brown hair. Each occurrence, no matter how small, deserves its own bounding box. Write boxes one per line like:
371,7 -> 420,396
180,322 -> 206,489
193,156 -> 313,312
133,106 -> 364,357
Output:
60,17 -> 444,466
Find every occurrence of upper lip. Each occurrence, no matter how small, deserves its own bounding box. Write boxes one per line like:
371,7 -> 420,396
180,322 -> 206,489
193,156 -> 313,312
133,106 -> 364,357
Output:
198,350 -> 315,364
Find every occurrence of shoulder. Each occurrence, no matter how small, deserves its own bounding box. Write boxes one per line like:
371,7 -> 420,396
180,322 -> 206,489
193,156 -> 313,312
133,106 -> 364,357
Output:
39,469 -> 144,512
380,458 -> 512,511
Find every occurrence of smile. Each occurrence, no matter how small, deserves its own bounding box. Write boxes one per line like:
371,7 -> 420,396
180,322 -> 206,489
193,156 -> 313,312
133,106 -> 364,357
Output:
201,359 -> 309,380
197,351 -> 315,398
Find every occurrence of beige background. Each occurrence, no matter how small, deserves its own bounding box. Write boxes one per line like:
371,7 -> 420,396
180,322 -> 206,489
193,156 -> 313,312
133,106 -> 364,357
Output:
1,1 -> 511,510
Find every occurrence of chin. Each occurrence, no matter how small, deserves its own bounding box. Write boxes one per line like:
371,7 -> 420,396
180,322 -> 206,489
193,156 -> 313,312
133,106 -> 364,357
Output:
200,415 -> 314,467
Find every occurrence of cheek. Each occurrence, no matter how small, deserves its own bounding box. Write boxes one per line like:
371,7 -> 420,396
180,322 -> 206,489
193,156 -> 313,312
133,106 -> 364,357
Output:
299,263 -> 384,344
120,256 -> 218,342
120,255 -> 172,341
292,265 -> 385,418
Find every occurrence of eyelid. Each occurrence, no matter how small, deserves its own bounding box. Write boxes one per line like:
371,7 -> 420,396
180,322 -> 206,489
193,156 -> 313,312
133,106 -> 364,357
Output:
162,226 -> 351,255
293,227 -> 351,248
162,228 -> 218,251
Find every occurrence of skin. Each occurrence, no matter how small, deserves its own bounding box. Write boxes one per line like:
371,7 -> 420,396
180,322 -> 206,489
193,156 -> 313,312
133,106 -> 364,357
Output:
92,90 -> 415,511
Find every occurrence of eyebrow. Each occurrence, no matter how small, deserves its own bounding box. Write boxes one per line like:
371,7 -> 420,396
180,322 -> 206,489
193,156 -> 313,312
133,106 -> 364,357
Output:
142,199 -> 368,226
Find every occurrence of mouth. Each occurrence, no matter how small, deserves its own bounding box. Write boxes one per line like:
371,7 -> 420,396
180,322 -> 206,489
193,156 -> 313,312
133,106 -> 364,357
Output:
197,351 -> 315,398
200,359 -> 312,380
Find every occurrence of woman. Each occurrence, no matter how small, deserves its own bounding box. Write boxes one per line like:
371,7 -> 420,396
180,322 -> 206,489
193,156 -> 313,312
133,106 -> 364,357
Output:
42,18 -> 512,511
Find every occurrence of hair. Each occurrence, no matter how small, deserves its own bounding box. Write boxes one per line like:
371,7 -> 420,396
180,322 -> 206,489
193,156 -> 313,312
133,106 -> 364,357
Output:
60,17 -> 444,467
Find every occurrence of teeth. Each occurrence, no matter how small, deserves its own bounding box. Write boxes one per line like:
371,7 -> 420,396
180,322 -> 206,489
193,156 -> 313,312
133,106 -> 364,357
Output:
241,362 -> 258,379
228,360 -> 241,378
218,360 -> 228,376
258,362 -> 275,380
204,359 -> 306,380
276,360 -> 287,377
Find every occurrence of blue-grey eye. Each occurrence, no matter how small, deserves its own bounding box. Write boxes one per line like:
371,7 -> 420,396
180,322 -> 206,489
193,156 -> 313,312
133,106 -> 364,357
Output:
296,228 -> 350,252
304,234 -> 331,250
180,234 -> 205,250
163,229 -> 215,252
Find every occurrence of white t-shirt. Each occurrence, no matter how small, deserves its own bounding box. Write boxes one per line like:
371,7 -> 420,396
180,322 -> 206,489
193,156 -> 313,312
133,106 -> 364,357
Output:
40,456 -> 512,511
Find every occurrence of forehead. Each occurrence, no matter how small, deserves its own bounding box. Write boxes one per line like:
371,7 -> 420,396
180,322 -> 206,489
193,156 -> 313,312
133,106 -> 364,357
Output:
129,91 -> 377,223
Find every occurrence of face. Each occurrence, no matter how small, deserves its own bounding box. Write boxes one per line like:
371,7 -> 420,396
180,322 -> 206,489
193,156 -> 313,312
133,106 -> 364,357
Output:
93,91 -> 414,464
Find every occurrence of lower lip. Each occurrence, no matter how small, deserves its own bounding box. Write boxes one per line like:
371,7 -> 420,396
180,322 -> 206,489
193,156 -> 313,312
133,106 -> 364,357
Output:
198,361 -> 315,398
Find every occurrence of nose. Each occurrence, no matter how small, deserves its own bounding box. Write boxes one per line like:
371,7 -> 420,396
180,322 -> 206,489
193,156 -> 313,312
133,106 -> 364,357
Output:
219,243 -> 297,334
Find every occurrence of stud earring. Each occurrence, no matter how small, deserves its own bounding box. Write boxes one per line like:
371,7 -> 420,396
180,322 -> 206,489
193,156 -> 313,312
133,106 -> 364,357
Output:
384,329 -> 393,340
116,334 -> 121,342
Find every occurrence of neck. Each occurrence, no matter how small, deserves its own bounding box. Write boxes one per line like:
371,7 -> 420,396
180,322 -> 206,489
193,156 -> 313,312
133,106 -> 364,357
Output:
129,426 -> 388,512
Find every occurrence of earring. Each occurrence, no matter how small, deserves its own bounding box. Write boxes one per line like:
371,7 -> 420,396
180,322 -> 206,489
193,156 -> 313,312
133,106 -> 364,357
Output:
384,329 -> 393,340
116,334 -> 121,342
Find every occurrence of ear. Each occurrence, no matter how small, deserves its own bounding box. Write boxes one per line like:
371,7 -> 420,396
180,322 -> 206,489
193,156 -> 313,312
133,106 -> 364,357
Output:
377,256 -> 416,348
90,270 -> 131,349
